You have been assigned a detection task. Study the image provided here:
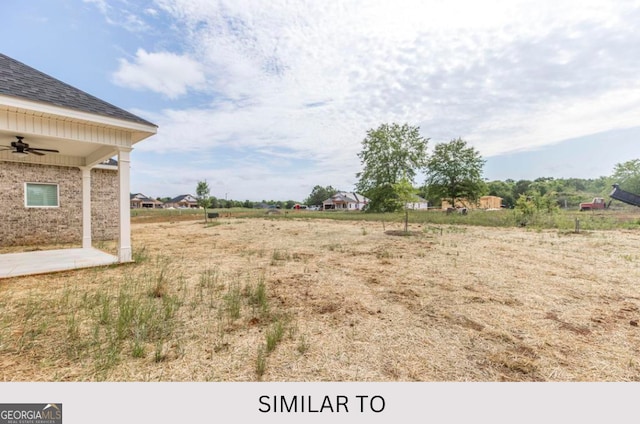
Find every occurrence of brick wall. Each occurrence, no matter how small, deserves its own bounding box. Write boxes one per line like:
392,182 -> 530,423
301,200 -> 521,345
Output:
0,161 -> 119,247
91,168 -> 119,241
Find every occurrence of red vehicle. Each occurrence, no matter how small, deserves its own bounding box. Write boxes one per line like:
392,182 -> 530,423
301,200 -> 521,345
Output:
579,197 -> 606,211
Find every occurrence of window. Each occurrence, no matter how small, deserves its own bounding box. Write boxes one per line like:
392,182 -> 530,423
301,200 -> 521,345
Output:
25,183 -> 59,207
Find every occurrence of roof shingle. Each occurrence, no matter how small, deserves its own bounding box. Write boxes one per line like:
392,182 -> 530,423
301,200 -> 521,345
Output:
0,53 -> 156,127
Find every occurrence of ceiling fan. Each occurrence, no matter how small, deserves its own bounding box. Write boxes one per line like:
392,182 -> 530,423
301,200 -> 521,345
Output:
0,136 -> 60,156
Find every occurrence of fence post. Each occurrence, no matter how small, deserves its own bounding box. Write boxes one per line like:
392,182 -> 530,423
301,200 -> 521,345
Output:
575,218 -> 580,234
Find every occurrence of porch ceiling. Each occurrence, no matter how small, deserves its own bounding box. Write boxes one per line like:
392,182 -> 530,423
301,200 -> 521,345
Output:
0,129 -> 105,156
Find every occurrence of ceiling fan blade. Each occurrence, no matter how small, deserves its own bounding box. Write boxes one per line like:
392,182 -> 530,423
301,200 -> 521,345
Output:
28,150 -> 45,156
29,148 -> 59,153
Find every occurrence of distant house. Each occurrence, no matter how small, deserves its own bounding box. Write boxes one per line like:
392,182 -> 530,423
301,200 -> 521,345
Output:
165,194 -> 199,209
405,195 -> 429,210
130,193 -> 163,209
441,195 -> 503,210
322,192 -> 369,211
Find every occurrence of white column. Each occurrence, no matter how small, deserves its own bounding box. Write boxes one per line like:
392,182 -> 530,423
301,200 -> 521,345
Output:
118,148 -> 132,262
81,167 -> 92,249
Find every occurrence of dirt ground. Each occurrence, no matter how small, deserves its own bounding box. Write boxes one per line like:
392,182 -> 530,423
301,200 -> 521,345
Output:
2,216 -> 640,381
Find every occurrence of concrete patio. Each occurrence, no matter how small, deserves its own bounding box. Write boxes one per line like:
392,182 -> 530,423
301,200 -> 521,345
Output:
0,248 -> 119,279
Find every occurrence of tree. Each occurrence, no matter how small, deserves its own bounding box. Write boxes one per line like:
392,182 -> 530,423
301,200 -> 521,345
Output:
513,179 -> 532,199
611,159 -> 640,195
356,123 -> 429,212
425,138 -> 485,207
305,185 -> 338,207
196,180 -> 212,223
486,180 -> 514,208
393,175 -> 417,233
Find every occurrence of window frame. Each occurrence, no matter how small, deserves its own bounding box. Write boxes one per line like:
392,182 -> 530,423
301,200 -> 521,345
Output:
24,182 -> 60,208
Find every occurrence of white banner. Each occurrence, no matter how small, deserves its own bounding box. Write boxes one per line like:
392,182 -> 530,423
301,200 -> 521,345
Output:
0,382 -> 636,424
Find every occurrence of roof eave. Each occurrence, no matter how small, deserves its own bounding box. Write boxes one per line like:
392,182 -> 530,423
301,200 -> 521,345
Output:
0,94 -> 157,142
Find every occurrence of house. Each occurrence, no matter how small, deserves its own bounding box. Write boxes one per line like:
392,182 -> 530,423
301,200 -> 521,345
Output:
165,194 -> 199,208
322,192 -> 369,211
441,195 -> 503,210
0,53 -> 157,277
405,195 -> 429,210
130,193 -> 163,209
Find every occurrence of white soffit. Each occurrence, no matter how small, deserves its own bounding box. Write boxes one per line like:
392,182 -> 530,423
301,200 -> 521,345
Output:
0,94 -> 157,143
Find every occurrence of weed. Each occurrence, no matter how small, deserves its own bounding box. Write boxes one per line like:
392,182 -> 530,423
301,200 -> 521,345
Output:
256,345 -> 267,379
149,263 -> 169,299
213,320 -> 228,353
270,249 -> 291,265
131,337 -> 145,359
94,334 -> 121,377
199,267 -> 219,289
154,341 -> 167,362
297,334 -> 310,354
96,292 -> 112,325
132,245 -> 149,263
66,313 -> 80,343
246,274 -> 269,315
266,321 -> 285,353
223,283 -> 242,320
115,291 -> 136,340
376,249 -> 395,259
162,294 -> 181,325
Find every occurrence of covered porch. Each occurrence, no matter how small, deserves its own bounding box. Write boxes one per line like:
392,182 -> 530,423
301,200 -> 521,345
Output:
0,53 -> 157,278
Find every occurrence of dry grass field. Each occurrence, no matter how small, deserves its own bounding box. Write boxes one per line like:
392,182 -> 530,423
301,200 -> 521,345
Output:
1,215 -> 640,382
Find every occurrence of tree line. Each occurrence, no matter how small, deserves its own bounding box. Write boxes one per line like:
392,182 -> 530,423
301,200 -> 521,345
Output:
319,122 -> 640,212
192,122 -> 640,217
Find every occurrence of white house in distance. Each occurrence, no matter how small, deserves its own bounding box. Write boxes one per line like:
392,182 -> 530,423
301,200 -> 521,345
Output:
322,192 -> 369,211
165,194 -> 199,209
130,193 -> 164,209
0,53 -> 157,278
406,195 -> 429,210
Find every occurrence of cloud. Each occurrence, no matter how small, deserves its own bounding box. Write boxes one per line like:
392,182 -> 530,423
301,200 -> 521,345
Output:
112,48 -> 206,98
83,0 -> 153,32
116,0 -> 640,198
82,0 -> 109,14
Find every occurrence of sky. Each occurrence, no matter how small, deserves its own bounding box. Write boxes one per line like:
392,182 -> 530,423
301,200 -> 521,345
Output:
1,0 -> 639,201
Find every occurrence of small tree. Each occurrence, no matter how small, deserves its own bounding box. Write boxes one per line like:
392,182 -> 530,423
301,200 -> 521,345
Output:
425,138 -> 485,208
393,175 -> 417,233
196,180 -> 212,223
514,190 -> 559,226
